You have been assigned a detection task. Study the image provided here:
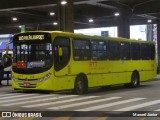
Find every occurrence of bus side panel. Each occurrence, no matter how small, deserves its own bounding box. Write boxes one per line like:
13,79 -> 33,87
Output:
102,73 -> 113,86
91,74 -> 110,87
112,61 -> 126,84
140,70 -> 156,82
90,61 -> 113,87
53,76 -> 74,91
66,61 -> 92,88
139,60 -> 156,82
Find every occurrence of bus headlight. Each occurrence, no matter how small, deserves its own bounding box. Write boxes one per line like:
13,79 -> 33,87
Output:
12,77 -> 19,81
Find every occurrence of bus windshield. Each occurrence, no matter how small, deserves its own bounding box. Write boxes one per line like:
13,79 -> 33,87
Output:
12,41 -> 53,74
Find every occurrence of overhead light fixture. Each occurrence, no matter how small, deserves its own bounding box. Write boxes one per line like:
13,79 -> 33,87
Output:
61,0 -> 67,5
12,17 -> 17,21
114,12 -> 120,16
53,22 -> 58,25
50,12 -> 55,16
19,26 -> 22,28
88,19 -> 94,23
147,19 -> 152,23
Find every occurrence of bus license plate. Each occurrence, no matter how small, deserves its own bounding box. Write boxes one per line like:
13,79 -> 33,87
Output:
24,82 -> 30,87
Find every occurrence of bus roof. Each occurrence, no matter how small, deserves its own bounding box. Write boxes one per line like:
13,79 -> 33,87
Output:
14,31 -> 154,44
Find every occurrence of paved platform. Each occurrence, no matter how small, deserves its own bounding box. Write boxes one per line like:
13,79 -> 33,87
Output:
152,74 -> 160,82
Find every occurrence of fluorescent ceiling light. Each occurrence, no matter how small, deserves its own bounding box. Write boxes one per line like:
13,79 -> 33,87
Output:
50,12 -> 55,16
147,19 -> 152,23
61,1 -> 67,5
114,12 -> 120,16
89,19 -> 94,23
12,17 -> 17,21
53,22 -> 58,25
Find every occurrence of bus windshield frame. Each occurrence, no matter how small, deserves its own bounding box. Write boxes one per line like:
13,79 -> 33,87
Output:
12,33 -> 53,74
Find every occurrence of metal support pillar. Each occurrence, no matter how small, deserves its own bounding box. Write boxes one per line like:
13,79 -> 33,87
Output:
57,0 -> 74,32
117,16 -> 130,38
157,22 -> 160,69
65,0 -> 74,32
146,24 -> 153,41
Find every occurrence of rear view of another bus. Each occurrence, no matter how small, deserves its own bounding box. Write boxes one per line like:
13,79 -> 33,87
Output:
0,34 -> 13,70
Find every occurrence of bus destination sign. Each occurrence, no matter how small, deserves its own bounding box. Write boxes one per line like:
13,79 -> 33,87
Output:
19,35 -> 45,40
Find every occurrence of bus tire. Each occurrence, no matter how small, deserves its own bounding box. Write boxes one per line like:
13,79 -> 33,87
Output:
131,71 -> 140,87
124,71 -> 140,88
73,74 -> 88,95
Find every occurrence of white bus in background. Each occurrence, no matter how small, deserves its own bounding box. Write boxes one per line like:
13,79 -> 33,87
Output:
0,34 -> 13,71
0,50 -> 13,71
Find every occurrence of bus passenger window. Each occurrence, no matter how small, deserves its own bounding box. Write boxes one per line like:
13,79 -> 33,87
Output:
120,42 -> 130,60
73,39 -> 91,61
141,43 -> 150,60
150,44 -> 155,60
91,40 -> 107,60
131,43 -> 140,60
108,41 -> 120,60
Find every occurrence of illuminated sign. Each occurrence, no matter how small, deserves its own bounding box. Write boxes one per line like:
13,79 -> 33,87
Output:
18,35 -> 44,40
27,61 -> 45,68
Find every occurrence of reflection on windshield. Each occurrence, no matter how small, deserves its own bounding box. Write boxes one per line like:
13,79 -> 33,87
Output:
13,43 -> 52,69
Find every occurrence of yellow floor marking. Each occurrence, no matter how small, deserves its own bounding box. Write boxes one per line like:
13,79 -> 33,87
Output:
139,117 -> 145,120
51,114 -> 73,120
95,117 -> 108,120
52,116 -> 71,120
12,117 -> 35,120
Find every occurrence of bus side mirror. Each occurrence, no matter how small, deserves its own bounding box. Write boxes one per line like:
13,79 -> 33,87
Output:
6,41 -> 13,59
58,46 -> 63,57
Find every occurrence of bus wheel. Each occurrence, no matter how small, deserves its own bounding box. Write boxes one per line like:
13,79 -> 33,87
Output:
125,71 -> 140,88
74,74 -> 88,95
131,72 -> 140,87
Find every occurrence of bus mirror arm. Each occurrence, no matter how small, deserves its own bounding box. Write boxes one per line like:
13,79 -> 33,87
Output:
6,41 -> 13,59
58,46 -> 63,57
6,46 -> 9,54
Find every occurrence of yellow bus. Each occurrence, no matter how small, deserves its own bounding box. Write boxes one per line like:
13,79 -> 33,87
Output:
10,31 -> 156,94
